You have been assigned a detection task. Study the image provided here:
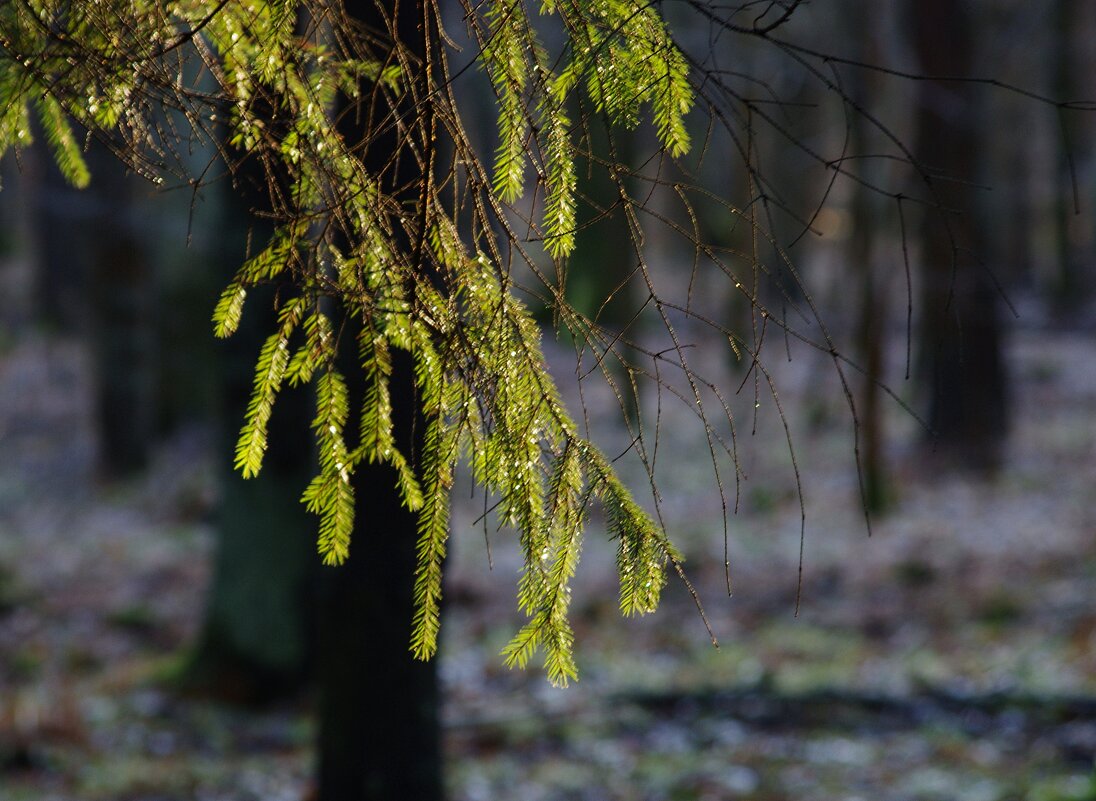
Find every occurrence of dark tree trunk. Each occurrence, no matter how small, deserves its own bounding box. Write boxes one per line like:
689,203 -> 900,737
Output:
848,4 -> 892,513
316,355 -> 441,800
315,0 -> 443,797
33,140 -> 157,477
182,171 -> 317,704
1051,0 -> 1096,316
0,157 -> 38,331
570,123 -> 640,419
912,1 -> 1009,471
570,124 -> 635,330
851,165 -> 889,512
183,362 -> 316,703
86,152 -> 156,477
33,138 -> 89,333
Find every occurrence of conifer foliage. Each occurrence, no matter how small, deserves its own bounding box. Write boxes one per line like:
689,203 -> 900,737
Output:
0,0 -> 697,685
2,0 -> 1063,692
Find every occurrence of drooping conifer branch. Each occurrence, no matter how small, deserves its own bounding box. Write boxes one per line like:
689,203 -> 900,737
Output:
4,0 -> 1029,684
0,0 -> 701,684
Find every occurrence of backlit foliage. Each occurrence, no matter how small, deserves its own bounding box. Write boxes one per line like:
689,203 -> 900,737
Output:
0,0 -> 697,685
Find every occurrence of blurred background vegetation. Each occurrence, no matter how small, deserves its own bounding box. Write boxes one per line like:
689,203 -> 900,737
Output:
1,0 -> 1095,799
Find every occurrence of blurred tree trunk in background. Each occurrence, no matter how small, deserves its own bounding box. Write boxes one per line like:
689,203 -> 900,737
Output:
182,333 -> 317,702
569,123 -> 640,418
32,141 -> 156,477
912,0 -> 1009,471
182,165 -> 317,704
33,140 -> 86,333
569,125 -> 634,326
0,159 -> 36,332
1051,0 -> 1096,317
86,150 -> 156,477
724,31 -> 819,383
847,7 -> 892,513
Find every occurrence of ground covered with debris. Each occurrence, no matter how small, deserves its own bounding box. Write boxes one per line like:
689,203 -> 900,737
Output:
0,321 -> 1094,801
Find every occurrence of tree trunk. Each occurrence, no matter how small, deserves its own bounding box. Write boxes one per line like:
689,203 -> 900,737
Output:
33,137 -> 88,333
86,151 -> 156,477
183,367 -> 316,703
32,139 -> 157,477
851,167 -> 889,512
314,0 -> 443,797
182,176 -> 317,704
848,2 -> 894,513
570,123 -> 640,421
0,156 -> 37,332
912,0 -> 1008,471
1051,0 -> 1096,317
316,355 -> 441,800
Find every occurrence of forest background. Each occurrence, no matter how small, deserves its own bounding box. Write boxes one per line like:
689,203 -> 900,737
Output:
1,0 -> 1096,799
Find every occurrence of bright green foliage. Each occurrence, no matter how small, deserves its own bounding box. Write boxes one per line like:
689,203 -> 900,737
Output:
235,297 -> 304,478
35,95 -> 90,188
482,0 -> 531,203
476,0 -> 693,257
0,0 -> 697,685
212,224 -> 305,339
304,367 -> 355,565
0,0 -> 173,184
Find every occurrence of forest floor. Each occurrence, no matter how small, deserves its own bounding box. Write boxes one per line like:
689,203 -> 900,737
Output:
0,316 -> 1094,801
